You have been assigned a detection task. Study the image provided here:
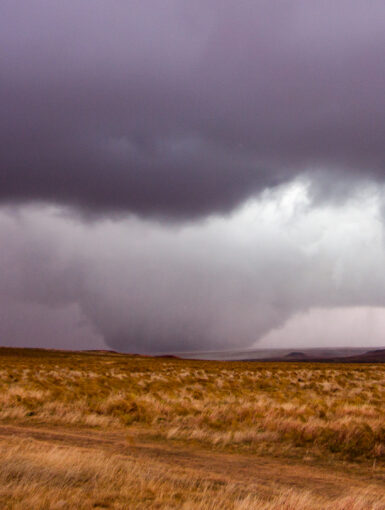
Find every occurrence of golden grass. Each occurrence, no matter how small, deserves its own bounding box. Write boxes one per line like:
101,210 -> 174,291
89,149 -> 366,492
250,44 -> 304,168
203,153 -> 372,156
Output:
0,348 -> 384,462
0,438 -> 383,510
0,348 -> 385,508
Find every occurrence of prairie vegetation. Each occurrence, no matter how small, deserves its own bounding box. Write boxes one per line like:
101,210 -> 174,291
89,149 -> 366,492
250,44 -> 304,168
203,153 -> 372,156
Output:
0,437 -> 384,510
0,347 -> 384,508
1,348 -> 385,461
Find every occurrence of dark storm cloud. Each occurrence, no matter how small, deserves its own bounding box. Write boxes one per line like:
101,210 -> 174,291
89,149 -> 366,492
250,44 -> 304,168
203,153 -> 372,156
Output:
1,187 -> 385,353
1,1 -> 384,218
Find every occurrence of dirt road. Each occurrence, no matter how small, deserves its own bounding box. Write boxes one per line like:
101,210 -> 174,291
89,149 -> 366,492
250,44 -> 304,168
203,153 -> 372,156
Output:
0,423 -> 383,502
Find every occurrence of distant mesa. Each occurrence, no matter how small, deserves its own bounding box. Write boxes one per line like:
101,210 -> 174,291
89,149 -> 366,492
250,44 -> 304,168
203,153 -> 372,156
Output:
155,354 -> 181,359
244,347 -> 385,363
284,351 -> 308,359
85,349 -> 116,353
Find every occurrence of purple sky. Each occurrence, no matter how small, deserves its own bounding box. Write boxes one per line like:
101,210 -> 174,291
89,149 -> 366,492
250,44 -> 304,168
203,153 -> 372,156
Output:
1,1 -> 385,352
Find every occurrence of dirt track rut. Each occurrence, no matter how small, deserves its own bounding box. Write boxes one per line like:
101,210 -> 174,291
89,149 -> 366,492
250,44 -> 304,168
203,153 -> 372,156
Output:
0,423 -> 383,500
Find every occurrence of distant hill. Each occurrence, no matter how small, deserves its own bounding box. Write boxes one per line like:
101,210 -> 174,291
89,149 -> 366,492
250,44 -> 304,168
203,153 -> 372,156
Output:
338,349 -> 385,363
175,346 -> 381,361
284,351 -> 308,359
248,348 -> 385,363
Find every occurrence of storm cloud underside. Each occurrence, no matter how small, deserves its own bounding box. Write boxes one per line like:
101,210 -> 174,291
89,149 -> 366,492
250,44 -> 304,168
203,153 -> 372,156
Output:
1,1 -> 385,352
1,0 -> 385,218
1,185 -> 385,352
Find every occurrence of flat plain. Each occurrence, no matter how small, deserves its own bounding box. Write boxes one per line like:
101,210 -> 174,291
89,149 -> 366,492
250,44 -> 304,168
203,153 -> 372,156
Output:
0,347 -> 384,509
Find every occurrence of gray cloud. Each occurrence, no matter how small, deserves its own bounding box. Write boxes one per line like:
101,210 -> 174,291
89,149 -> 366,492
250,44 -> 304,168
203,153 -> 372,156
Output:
2,1 -> 385,353
1,184 -> 384,352
1,1 -> 384,219
259,307 -> 385,349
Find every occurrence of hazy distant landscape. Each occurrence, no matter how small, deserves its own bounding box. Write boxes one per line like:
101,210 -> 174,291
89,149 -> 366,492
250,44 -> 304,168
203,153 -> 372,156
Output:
173,347 -> 385,361
0,347 -> 384,509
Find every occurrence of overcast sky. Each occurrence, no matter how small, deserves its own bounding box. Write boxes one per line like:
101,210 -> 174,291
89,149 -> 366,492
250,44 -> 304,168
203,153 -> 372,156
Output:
1,1 -> 385,352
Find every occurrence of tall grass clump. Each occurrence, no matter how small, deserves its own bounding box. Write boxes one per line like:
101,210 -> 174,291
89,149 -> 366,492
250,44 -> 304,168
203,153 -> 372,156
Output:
0,348 -> 384,463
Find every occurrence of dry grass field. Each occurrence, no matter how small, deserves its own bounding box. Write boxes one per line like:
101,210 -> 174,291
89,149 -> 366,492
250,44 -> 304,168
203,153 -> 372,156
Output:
0,347 -> 384,509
